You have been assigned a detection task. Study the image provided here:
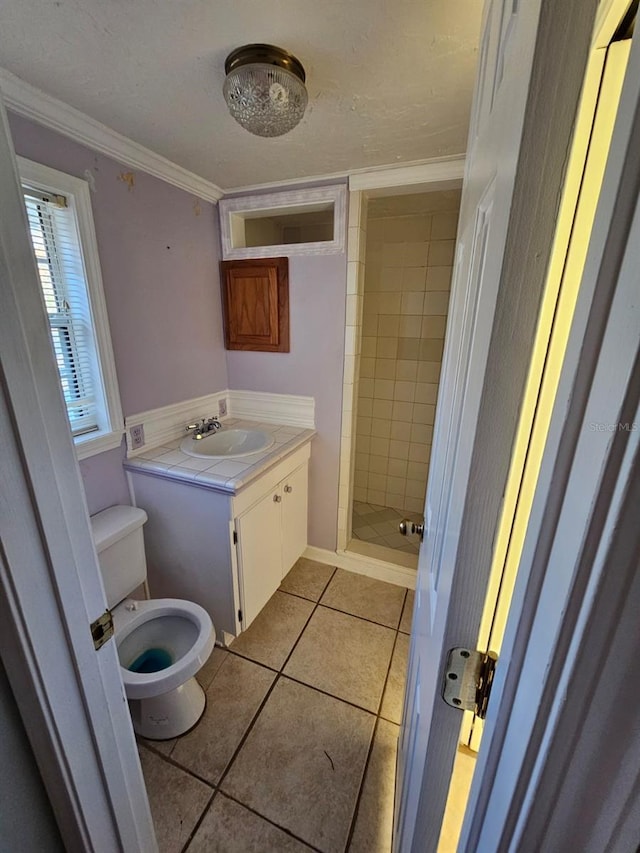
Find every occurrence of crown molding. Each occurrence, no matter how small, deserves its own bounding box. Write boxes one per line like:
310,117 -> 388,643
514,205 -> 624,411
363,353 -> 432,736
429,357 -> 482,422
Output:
0,68 -> 224,203
0,66 -> 464,200
224,154 -> 465,196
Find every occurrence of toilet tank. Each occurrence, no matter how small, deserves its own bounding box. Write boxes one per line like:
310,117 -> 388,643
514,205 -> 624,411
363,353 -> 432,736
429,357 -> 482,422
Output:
90,505 -> 148,609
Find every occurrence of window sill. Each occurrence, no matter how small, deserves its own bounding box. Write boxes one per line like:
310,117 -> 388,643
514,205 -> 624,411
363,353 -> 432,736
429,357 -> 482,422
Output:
75,429 -> 124,461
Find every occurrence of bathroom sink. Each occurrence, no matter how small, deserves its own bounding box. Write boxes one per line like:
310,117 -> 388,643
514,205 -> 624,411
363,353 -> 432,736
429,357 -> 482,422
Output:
180,428 -> 275,459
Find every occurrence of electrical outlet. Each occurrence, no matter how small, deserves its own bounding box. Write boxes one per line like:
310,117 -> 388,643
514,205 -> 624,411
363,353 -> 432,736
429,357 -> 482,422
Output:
218,398 -> 228,418
130,423 -> 145,449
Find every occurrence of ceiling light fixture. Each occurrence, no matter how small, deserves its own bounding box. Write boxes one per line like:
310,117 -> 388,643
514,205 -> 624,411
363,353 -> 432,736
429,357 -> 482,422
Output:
223,43 -> 308,138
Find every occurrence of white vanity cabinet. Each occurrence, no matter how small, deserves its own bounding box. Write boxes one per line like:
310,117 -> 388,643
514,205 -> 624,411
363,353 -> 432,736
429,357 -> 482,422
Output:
235,459 -> 308,627
127,441 -> 311,642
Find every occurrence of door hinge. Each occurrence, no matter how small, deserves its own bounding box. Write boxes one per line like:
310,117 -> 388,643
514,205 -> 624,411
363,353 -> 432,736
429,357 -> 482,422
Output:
442,647 -> 498,720
91,610 -> 114,651
238,609 -> 243,623
233,530 -> 238,545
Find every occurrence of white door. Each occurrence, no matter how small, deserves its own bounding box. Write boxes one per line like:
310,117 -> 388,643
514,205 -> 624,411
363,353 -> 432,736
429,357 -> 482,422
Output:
461,17 -> 640,848
394,1 -> 555,849
0,96 -> 156,851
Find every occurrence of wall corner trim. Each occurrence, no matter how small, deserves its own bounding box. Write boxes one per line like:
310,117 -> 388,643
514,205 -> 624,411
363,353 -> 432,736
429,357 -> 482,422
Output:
0,67 -> 224,203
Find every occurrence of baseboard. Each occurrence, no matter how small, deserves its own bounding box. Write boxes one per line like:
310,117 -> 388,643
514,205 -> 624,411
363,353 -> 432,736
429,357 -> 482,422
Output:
304,545 -> 416,589
124,389 -> 315,456
347,538 -> 418,570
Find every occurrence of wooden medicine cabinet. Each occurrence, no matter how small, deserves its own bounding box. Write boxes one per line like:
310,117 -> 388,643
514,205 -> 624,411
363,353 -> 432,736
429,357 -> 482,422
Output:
220,257 -> 289,352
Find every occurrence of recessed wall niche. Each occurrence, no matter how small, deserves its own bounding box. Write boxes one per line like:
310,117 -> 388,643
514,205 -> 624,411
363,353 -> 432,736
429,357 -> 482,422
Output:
219,185 -> 347,260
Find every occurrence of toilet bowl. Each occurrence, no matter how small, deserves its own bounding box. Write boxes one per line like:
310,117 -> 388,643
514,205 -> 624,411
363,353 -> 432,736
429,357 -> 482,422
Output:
91,505 -> 215,740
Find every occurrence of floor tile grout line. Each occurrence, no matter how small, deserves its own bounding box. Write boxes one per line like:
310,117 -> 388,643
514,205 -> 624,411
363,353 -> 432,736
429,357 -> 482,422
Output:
226,566 -> 403,719
343,627 -> 403,853
376,628 -> 403,720
208,567 -> 341,845
214,790 -> 324,853
313,600 -> 406,632
278,566 -> 339,674
278,673 -> 379,718
213,669 -> 283,793
223,645 -> 280,673
144,564 -> 409,853
179,788 -> 216,853
278,587 -> 326,604
172,567 -> 339,805
138,740 -> 218,791
399,587 -> 409,630
227,567 -> 340,675
343,715 -> 385,853
210,569 -> 337,797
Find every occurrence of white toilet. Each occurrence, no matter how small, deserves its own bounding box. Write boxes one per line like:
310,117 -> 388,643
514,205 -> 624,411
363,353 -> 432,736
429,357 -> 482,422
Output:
90,505 -> 215,740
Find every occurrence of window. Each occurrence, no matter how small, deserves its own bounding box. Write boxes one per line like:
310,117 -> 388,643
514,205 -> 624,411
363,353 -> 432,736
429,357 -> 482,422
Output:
219,185 -> 347,260
18,157 -> 123,459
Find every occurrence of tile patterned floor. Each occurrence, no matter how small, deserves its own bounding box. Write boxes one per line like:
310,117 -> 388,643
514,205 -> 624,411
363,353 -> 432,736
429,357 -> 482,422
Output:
351,502 -> 423,555
139,560 -> 414,853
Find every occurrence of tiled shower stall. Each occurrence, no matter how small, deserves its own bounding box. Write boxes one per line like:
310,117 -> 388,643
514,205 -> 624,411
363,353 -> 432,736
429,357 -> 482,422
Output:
351,191 -> 461,552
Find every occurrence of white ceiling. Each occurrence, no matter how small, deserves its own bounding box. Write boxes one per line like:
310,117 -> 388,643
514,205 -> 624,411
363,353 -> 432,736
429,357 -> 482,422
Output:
0,1 -> 482,190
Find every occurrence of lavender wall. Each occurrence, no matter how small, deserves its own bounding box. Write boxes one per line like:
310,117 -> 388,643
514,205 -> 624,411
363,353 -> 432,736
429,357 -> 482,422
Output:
9,115 -> 348,548
78,445 -> 131,516
9,114 -> 228,514
226,253 -> 347,550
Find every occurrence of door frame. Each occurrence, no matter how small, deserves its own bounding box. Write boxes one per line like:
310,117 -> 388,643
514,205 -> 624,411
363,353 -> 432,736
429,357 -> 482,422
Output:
0,97 -> 156,850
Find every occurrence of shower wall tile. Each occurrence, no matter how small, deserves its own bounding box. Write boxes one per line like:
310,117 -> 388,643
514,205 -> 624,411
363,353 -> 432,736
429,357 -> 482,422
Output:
426,266 -> 453,291
431,211 -> 459,240
399,316 -> 422,337
354,199 -> 459,511
428,240 -> 456,266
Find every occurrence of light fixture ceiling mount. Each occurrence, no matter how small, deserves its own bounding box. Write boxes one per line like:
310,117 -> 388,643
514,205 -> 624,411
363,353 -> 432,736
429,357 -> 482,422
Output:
223,43 -> 308,138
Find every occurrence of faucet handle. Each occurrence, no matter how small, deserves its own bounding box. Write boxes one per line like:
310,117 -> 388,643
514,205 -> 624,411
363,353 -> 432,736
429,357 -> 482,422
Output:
186,422 -> 200,432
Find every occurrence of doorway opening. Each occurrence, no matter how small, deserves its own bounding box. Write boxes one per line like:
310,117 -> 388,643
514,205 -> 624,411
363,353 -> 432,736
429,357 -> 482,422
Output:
351,191 -> 461,564
337,168 -> 464,584
438,17 -> 634,851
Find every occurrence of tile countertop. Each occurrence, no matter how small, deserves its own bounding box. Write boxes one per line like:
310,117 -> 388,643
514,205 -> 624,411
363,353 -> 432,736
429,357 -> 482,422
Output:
123,418 -> 316,495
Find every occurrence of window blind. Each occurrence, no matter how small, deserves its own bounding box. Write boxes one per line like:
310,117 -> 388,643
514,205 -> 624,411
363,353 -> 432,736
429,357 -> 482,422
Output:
23,188 -> 100,436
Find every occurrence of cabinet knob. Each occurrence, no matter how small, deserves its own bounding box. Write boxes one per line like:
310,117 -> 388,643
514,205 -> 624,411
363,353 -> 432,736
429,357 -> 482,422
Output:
273,494 -> 282,503
284,485 -> 293,493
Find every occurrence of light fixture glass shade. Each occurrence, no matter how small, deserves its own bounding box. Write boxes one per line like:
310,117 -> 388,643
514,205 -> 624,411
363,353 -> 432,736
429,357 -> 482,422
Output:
223,46 -> 308,138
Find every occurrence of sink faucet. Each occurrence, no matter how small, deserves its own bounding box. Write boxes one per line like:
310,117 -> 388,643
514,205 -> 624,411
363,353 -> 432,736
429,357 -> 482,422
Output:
186,417 -> 222,440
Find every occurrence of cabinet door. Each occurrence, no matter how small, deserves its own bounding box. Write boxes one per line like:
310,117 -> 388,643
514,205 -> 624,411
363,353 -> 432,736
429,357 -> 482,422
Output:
281,463 -> 308,576
220,258 -> 289,352
236,488 -> 283,628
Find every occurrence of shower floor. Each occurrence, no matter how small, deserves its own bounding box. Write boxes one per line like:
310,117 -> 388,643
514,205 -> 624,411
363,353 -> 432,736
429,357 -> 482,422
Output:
351,502 -> 423,556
